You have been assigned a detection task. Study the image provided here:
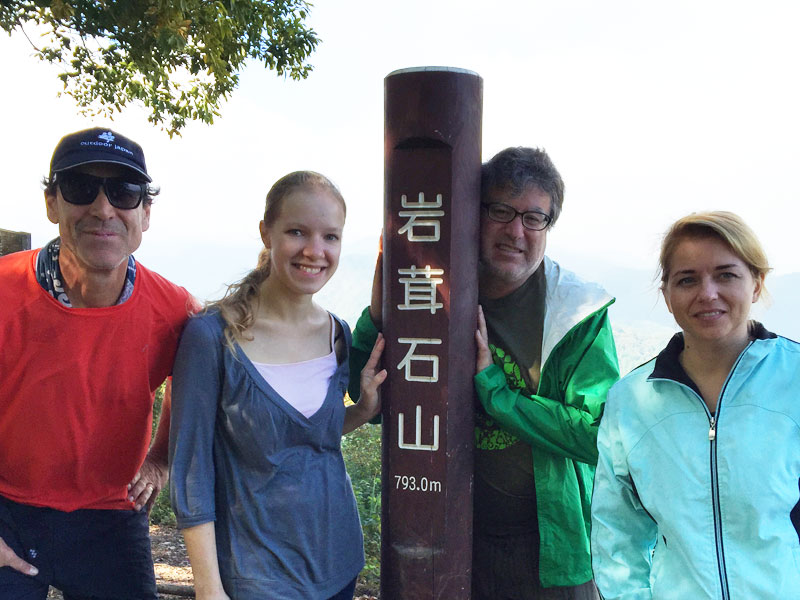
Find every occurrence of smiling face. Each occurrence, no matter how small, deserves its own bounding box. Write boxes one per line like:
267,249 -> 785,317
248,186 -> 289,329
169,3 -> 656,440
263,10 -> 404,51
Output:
479,185 -> 551,299
44,163 -> 150,276
662,235 -> 763,350
259,185 -> 345,299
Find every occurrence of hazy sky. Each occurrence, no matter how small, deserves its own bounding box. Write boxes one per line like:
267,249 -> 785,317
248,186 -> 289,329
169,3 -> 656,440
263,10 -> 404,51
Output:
2,0 -> 799,305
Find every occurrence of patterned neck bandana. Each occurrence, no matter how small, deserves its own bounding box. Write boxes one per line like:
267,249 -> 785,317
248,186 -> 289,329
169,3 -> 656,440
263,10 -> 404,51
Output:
35,237 -> 136,307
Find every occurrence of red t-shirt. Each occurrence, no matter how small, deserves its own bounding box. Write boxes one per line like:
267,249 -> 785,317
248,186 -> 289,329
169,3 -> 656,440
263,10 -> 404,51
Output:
0,249 -> 194,511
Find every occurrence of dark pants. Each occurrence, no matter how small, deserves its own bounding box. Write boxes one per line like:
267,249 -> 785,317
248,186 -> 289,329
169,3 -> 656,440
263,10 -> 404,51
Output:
472,531 -> 599,600
327,577 -> 357,600
0,495 -> 157,600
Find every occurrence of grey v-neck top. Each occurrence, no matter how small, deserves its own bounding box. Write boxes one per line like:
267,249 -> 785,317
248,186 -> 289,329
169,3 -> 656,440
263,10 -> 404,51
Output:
169,311 -> 364,599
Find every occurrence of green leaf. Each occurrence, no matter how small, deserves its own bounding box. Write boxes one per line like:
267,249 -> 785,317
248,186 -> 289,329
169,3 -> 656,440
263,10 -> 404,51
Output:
2,0 -> 319,135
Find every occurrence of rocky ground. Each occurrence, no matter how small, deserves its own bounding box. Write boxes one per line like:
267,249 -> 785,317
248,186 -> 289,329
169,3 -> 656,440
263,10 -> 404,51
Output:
46,524 -> 378,599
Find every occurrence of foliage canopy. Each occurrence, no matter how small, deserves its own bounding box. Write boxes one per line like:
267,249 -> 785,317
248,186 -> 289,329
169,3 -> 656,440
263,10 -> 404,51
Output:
1,0 -> 320,135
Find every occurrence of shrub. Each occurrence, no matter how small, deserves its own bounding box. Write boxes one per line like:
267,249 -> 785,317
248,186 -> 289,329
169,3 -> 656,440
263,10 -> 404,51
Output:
149,383 -> 176,526
342,423 -> 382,590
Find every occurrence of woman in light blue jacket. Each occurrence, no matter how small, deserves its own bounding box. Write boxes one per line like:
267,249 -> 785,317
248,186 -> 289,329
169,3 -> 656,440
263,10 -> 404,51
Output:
591,211 -> 800,599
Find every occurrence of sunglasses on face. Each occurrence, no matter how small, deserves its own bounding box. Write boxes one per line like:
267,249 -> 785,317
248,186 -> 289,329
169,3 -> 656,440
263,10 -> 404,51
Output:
56,172 -> 148,210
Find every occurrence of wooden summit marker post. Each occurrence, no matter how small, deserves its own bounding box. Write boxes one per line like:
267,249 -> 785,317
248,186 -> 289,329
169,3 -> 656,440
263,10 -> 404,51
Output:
381,67 -> 483,599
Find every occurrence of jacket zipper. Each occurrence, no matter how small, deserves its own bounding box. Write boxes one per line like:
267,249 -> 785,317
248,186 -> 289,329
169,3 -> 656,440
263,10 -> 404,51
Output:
651,344 -> 752,600
707,410 -> 729,600
705,343 -> 751,600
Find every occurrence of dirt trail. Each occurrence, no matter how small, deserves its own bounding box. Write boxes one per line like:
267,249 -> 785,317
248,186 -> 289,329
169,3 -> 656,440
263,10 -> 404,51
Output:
46,524 -> 377,599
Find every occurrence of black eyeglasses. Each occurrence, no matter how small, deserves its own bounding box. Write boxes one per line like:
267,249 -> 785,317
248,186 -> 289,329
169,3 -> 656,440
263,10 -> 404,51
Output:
482,202 -> 552,231
56,172 -> 148,210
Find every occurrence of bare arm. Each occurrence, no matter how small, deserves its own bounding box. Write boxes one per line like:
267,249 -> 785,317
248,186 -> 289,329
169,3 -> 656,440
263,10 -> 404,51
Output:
368,245 -> 382,328
348,246 -> 384,405
128,379 -> 171,512
182,522 -> 231,600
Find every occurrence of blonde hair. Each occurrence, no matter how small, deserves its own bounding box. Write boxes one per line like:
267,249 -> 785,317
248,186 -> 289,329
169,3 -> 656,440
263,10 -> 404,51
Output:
208,171 -> 346,351
658,211 -> 770,298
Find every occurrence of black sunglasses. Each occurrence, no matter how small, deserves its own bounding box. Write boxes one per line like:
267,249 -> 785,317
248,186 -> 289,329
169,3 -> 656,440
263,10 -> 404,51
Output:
56,172 -> 148,210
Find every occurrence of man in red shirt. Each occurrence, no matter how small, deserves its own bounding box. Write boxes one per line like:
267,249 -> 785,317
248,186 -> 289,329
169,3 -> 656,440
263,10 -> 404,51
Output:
0,128 -> 194,599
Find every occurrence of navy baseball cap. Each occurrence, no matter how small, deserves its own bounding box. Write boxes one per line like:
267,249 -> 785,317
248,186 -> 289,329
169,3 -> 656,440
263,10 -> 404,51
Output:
49,127 -> 151,182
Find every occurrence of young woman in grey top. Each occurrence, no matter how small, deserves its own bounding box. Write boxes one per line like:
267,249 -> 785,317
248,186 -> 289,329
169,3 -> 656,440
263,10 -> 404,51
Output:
169,172 -> 386,600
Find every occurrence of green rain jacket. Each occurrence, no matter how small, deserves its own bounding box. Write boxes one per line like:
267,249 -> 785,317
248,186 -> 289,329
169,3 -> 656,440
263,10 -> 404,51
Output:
474,256 -> 619,587
349,256 -> 619,588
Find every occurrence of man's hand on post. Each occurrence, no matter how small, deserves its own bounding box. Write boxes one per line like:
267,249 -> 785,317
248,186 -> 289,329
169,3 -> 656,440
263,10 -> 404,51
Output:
127,453 -> 168,512
475,305 -> 492,374
0,536 -> 38,576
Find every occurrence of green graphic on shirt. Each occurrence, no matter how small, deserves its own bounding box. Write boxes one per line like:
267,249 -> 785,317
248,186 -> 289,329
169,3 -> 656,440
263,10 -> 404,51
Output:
475,344 -> 528,450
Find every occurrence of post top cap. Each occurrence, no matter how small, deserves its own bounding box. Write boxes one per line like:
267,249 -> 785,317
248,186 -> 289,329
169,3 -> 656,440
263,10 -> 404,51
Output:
386,66 -> 481,78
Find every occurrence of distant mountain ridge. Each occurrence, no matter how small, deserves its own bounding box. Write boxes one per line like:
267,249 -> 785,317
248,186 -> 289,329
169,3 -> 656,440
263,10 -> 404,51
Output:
145,239 -> 798,377
317,248 -> 800,377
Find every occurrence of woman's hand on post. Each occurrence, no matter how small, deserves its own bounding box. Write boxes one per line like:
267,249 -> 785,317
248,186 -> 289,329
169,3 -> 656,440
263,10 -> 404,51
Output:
344,333 -> 387,434
475,305 -> 492,375
359,333 -> 387,421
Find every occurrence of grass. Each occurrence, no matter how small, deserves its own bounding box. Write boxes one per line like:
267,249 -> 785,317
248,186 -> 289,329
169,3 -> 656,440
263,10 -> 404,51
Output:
342,423 -> 382,589
149,383 -> 177,526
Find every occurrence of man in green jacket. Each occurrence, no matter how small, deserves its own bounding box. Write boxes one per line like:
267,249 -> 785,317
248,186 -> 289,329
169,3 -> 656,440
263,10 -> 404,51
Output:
353,146 -> 619,599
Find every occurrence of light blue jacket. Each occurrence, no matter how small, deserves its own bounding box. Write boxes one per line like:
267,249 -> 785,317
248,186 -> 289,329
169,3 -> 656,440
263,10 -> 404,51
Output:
591,325 -> 800,599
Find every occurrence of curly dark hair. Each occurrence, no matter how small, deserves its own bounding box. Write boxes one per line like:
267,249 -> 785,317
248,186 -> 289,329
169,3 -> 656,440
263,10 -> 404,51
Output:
481,147 -> 565,226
